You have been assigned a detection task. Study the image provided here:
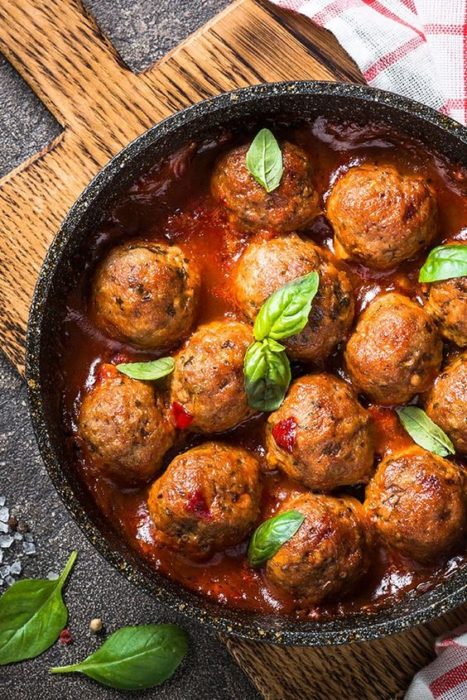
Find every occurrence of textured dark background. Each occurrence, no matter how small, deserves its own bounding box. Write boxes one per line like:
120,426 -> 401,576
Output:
0,1 -> 260,698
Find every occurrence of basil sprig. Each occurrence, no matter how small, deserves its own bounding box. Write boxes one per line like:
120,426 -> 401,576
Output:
0,551 -> 77,665
50,624 -> 188,690
254,271 -> 319,341
117,357 -> 174,381
246,128 -> 283,193
248,510 -> 305,567
419,244 -> 467,283
244,271 -> 319,411
244,338 -> 291,412
396,406 -> 455,457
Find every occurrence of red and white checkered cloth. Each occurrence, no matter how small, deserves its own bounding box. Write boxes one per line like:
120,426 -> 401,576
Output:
268,1 -> 467,696
271,0 -> 467,125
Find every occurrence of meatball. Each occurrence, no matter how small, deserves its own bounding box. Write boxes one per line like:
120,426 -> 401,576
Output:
78,364 -> 175,485
345,292 -> 443,405
91,241 -> 200,349
266,374 -> 374,490
170,320 -> 255,433
265,494 -> 370,605
425,354 -> 467,454
365,446 -> 467,562
234,234 -> 354,364
211,141 -> 320,233
426,273 -> 467,347
327,163 -> 437,270
147,442 -> 261,558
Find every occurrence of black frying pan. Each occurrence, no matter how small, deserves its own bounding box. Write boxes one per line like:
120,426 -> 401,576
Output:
26,82 -> 467,645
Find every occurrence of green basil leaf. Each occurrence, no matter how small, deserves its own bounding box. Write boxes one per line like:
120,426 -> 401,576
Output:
248,510 -> 305,567
50,624 -> 188,690
0,550 -> 77,665
245,128 -> 283,193
254,271 -> 319,342
116,357 -> 175,381
396,406 -> 455,457
419,244 -> 467,283
244,339 -> 291,412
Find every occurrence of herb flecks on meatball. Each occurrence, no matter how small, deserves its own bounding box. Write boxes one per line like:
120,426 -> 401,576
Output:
78,365 -> 175,485
234,234 -> 354,364
426,353 -> 467,454
170,320 -> 255,433
327,163 -> 438,270
211,141 -> 320,233
148,442 -> 262,558
426,273 -> 467,347
345,292 -> 443,405
265,493 -> 371,605
365,446 -> 467,563
91,241 -> 200,350
266,374 -> 374,490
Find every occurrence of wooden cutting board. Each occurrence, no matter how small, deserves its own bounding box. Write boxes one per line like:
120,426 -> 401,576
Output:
1,1 -> 465,697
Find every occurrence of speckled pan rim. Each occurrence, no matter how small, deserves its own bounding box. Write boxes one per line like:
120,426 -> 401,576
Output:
26,81 -> 467,646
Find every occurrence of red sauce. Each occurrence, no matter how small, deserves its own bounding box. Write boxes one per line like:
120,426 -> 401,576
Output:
56,118 -> 467,619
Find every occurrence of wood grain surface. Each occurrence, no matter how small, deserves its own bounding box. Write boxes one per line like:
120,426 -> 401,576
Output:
0,1 -> 462,698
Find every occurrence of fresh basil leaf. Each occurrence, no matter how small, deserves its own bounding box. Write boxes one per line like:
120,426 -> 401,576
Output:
419,244 -> 467,283
244,339 -> 291,412
254,272 -> 319,342
245,128 -> 283,193
0,550 -> 77,665
396,406 -> 455,457
248,510 -> 305,567
116,357 -> 174,381
50,624 -> 188,690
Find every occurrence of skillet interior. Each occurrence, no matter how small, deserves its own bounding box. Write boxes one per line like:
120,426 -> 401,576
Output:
26,81 -> 467,645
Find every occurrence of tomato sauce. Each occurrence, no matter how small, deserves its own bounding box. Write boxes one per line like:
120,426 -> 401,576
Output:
57,117 -> 467,619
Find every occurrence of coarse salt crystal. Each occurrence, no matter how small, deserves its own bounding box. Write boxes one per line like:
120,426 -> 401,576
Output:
0,497 -> 5,507
0,523 -> 8,534
0,565 -> 11,578
10,561 -> 21,575
23,542 -> 36,555
4,576 -> 15,586
0,507 -> 9,523
0,535 -> 14,548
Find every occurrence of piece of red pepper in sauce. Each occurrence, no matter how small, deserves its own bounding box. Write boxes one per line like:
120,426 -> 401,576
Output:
95,362 -> 119,382
172,401 -> 194,429
272,417 -> 297,453
185,490 -> 212,519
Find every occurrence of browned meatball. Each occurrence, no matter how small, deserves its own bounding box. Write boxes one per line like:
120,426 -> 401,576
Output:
266,374 -> 374,490
92,241 -> 200,349
345,292 -> 443,405
265,494 -> 370,605
425,354 -> 467,454
234,234 -> 354,364
426,273 -> 467,347
211,141 -> 320,233
78,364 -> 175,485
327,163 -> 437,270
170,320 -> 255,433
365,446 -> 467,562
147,442 -> 261,558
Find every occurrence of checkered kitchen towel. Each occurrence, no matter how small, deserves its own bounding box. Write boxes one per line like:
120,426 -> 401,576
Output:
269,2 -> 467,697
271,0 -> 467,125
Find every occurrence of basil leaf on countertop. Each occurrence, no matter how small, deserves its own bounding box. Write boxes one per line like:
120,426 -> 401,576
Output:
50,624 -> 188,691
254,272 -> 319,342
246,128 -> 283,193
248,510 -> 305,568
396,406 -> 455,457
419,244 -> 467,283
0,550 -> 77,665
244,339 -> 291,412
116,357 -> 175,381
